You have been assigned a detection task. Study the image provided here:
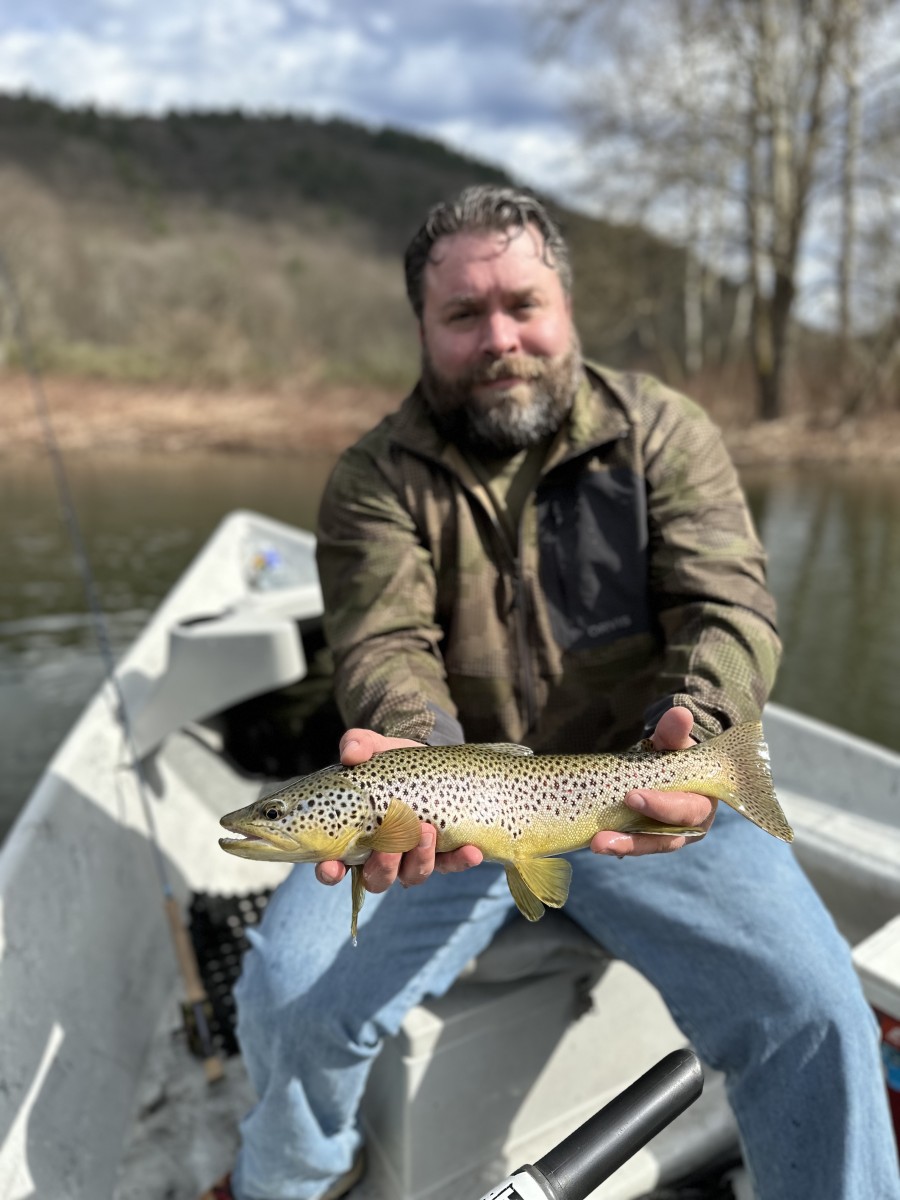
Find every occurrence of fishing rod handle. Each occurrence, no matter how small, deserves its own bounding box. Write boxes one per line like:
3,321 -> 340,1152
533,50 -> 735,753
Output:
477,1165 -> 557,1199
477,1048 -> 703,1200
164,897 -> 224,1084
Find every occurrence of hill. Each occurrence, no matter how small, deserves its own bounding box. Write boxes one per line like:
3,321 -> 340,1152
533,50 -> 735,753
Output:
0,93 -> 711,399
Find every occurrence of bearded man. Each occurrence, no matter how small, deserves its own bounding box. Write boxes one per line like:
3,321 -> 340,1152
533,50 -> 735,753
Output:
203,186 -> 898,1200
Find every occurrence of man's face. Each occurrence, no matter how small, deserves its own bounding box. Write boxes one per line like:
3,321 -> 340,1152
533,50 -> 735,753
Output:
419,225 -> 581,455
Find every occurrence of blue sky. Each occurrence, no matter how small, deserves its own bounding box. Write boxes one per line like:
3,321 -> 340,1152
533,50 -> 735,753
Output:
0,0 -> 584,201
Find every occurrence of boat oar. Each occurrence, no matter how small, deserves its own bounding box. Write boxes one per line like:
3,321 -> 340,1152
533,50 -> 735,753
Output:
477,1048 -> 704,1200
0,252 -> 224,1085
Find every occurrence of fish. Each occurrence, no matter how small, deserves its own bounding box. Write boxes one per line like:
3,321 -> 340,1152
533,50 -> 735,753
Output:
219,721 -> 793,939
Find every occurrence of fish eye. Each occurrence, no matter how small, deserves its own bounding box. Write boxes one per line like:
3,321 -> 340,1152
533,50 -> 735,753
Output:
263,800 -> 286,820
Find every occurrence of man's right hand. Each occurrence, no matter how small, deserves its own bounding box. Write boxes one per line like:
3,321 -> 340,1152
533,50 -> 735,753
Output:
314,728 -> 484,892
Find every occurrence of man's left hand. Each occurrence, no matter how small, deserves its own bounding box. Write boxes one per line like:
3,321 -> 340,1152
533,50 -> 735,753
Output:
590,705 -> 717,858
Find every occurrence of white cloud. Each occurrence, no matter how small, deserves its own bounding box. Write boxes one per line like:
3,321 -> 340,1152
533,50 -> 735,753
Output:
0,0 -> 577,199
0,30 -> 138,108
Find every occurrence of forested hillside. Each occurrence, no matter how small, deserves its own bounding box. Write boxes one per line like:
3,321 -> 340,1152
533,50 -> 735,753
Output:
0,94 -> 722,403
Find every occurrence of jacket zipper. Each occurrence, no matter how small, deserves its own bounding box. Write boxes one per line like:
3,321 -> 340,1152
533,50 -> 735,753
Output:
405,445 -> 541,737
511,560 -> 539,735
453,483 -> 538,738
473,492 -> 538,738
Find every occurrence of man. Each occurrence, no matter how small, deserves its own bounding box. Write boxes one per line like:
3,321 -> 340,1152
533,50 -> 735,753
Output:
204,186 -> 898,1200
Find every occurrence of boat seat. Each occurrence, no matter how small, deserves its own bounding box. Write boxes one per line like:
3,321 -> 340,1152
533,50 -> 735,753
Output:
360,911 -> 735,1200
125,596 -> 317,761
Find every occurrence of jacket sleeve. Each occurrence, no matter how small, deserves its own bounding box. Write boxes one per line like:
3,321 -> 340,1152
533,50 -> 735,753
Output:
637,382 -> 782,740
315,442 -> 463,745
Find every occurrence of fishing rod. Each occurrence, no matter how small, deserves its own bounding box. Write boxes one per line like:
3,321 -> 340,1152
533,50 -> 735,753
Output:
0,253 -> 224,1084
478,1048 -> 704,1200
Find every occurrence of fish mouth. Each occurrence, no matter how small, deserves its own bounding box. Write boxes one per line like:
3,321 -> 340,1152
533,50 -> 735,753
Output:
218,821 -> 307,859
218,832 -> 311,861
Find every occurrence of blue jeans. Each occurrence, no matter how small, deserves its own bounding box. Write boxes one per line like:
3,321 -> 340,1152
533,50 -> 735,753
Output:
232,806 -> 899,1200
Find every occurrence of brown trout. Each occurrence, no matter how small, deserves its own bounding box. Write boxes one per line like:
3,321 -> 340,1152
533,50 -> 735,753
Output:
219,722 -> 793,938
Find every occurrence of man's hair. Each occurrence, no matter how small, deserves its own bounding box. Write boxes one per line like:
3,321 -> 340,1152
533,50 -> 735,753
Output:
403,184 -> 572,319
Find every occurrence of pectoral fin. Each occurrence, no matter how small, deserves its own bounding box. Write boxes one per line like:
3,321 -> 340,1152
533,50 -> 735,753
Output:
368,798 -> 422,853
505,856 -> 573,923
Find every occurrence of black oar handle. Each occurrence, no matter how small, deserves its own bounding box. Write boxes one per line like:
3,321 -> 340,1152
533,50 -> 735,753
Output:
477,1048 -> 704,1200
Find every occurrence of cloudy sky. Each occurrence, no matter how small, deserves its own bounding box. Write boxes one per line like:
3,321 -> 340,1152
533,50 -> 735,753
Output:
0,0 -> 586,202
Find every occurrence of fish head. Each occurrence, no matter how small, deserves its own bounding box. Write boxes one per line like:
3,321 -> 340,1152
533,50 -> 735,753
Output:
219,764 -> 375,864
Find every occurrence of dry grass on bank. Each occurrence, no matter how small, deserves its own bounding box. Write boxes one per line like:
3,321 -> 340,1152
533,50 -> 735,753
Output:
2,372 -> 899,466
724,411 -> 900,467
1,373 -> 399,457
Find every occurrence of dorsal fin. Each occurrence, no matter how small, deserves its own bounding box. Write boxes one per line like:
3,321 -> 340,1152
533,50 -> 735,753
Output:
471,743 -> 534,757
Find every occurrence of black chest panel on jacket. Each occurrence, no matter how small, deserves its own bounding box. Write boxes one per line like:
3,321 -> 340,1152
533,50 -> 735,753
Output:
536,461 -> 651,652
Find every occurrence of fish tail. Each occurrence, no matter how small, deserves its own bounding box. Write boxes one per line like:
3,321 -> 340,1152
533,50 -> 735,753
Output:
706,722 -> 794,843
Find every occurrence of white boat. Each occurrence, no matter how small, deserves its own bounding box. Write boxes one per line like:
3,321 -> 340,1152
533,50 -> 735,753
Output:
1,510 -> 898,1200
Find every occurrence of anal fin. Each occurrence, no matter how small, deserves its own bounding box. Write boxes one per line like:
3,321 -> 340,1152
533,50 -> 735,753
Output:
506,865 -> 545,922
505,856 -> 573,923
517,856 -> 572,908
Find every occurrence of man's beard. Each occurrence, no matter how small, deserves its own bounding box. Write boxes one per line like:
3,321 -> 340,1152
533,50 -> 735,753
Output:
420,335 -> 582,457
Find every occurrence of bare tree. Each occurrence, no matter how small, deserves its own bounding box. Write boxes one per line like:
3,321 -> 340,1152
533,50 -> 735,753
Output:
835,5 -> 900,415
838,0 -> 863,382
534,0 -> 900,421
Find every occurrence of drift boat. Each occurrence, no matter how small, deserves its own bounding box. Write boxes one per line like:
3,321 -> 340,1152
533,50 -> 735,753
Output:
1,510 -> 898,1200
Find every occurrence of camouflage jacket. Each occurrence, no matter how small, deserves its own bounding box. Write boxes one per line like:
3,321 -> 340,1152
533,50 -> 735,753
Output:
316,362 -> 781,753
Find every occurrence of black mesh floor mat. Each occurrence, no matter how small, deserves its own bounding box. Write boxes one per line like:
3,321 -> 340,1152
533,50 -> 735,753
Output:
188,889 -> 273,1056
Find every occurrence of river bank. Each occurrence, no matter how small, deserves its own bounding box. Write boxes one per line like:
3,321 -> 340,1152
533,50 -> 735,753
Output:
3,372 -> 899,465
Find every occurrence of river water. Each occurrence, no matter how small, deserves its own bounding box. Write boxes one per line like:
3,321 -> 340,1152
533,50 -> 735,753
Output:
1,450 -> 899,842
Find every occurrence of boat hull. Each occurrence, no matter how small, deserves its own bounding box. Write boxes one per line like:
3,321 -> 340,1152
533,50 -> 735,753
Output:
2,510 -> 898,1199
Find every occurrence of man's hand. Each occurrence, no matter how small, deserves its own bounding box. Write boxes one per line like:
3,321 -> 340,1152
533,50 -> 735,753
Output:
591,706 -> 717,858
314,729 -> 483,892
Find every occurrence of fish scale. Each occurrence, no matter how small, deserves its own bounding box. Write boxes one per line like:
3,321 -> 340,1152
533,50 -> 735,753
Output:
220,722 -> 793,939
